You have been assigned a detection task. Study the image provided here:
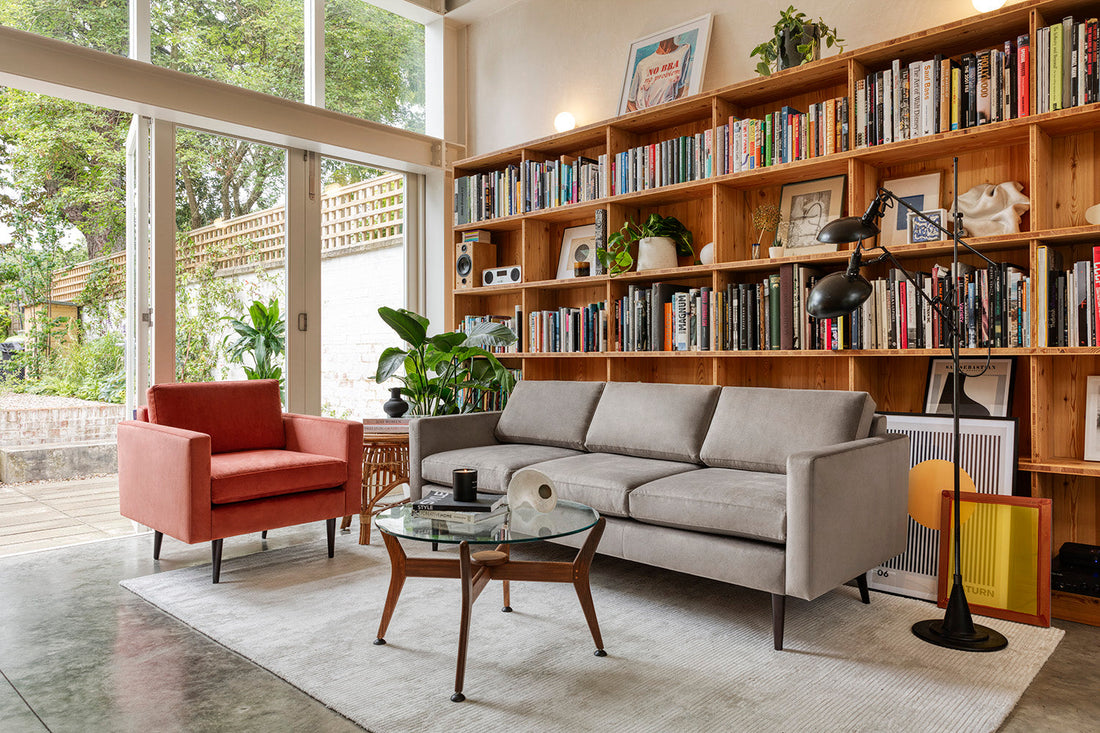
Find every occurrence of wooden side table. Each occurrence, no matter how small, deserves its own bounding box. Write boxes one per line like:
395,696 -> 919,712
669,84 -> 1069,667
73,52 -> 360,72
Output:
340,431 -> 411,545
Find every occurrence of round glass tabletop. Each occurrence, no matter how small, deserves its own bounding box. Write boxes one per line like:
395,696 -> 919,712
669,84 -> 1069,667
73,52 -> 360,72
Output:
374,500 -> 599,545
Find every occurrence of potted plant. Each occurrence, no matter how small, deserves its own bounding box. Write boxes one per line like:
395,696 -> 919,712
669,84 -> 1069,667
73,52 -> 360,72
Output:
374,307 -> 517,416
750,5 -> 844,76
751,204 -> 782,259
222,298 -> 286,394
598,213 -> 694,275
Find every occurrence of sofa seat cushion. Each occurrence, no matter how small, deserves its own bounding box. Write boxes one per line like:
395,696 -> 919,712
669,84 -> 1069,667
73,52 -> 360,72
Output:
422,444 -> 584,493
495,380 -> 605,450
529,452 -> 698,517
628,467 -> 788,543
210,449 -> 348,504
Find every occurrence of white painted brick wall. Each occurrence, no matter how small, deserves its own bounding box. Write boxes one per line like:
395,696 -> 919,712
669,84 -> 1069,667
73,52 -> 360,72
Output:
0,404 -> 125,446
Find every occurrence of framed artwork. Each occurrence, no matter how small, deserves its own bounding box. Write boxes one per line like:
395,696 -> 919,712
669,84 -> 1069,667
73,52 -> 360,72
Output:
556,224 -> 597,279
1085,376 -> 1100,461
906,208 -> 948,243
937,491 -> 1052,627
777,175 -> 846,255
881,172 -> 942,248
869,412 -> 1018,601
924,357 -> 1015,418
618,15 -> 712,115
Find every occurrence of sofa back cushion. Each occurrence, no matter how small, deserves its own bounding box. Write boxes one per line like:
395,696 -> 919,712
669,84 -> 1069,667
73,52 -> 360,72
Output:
585,382 -> 720,463
147,379 -> 286,454
495,380 -> 605,450
700,387 -> 875,473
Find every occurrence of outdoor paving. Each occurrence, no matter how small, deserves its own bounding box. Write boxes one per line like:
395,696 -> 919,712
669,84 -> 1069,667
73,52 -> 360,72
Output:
0,475 -> 145,556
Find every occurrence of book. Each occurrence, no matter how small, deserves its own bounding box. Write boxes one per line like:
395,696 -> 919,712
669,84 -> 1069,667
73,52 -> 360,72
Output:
362,417 -> 412,434
415,504 -> 509,524
411,490 -> 507,513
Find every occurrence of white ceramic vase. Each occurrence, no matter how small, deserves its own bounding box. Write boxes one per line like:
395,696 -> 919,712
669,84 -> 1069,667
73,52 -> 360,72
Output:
636,236 -> 678,271
698,242 -> 715,265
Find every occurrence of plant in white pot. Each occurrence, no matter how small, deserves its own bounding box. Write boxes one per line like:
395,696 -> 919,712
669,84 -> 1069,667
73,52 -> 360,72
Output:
599,214 -> 694,275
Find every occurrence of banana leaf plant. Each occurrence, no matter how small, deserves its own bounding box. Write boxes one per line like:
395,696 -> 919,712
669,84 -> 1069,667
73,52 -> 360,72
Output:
222,298 -> 286,387
374,306 -> 517,415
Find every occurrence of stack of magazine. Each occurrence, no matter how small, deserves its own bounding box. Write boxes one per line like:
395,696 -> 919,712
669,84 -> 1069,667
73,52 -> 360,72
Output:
410,490 -> 508,524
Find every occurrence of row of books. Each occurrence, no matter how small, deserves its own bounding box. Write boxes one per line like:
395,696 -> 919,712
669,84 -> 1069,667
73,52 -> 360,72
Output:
410,490 -> 508,524
856,38 -> 1028,148
614,284 -> 714,352
456,369 -> 521,412
1035,16 -> 1100,114
523,155 -> 608,212
609,132 -> 713,196
1037,245 -> 1100,347
461,310 -> 522,354
717,97 -> 850,174
528,305 -> 610,353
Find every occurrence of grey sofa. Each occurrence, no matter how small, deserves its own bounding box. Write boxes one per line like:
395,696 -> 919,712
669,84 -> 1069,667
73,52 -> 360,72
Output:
409,380 -> 909,650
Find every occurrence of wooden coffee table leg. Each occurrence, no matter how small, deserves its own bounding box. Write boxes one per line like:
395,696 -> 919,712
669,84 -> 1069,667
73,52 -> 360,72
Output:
572,517 -> 607,656
453,541 -> 473,702
374,532 -> 407,646
500,543 -> 512,612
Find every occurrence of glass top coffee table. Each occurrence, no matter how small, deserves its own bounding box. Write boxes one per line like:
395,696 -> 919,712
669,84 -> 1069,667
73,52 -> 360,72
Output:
373,500 -> 607,702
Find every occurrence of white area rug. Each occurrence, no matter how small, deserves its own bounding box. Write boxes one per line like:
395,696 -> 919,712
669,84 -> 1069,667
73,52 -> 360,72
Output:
122,539 -> 1063,733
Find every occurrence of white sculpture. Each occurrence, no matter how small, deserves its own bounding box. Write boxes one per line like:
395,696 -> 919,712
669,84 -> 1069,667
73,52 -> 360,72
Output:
950,181 -> 1030,237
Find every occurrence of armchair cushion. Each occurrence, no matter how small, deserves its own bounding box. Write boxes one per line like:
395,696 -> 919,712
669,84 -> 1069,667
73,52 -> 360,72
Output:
147,379 -> 286,454
209,449 -> 348,505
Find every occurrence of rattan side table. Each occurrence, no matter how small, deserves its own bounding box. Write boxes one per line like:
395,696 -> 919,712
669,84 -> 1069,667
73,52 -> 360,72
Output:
341,431 -> 411,545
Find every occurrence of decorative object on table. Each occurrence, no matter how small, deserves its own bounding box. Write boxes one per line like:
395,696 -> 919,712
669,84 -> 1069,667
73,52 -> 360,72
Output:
573,261 -> 590,277
698,241 -> 715,265
557,223 -> 598,279
907,208 -> 949,244
375,307 -> 517,416
452,468 -> 478,502
937,491 -> 1051,627
618,14 -> 712,114
750,5 -> 844,76
808,156 -> 1010,651
777,175 -> 846,255
382,387 -> 409,417
1085,202 -> 1100,226
951,181 -> 1030,237
506,468 -> 558,513
871,414 -> 1017,602
879,172 -> 941,248
925,357 -> 1016,418
599,213 -> 694,275
1084,376 -> 1100,461
751,203 -> 781,259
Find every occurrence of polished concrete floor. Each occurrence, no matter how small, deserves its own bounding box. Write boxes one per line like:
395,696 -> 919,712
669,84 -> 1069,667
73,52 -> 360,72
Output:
1,522 -> 1099,732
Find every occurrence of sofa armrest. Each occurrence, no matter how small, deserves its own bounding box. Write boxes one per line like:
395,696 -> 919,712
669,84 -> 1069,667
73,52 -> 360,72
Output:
784,433 -> 910,601
284,414 -> 364,515
117,420 -> 213,544
409,412 -> 502,499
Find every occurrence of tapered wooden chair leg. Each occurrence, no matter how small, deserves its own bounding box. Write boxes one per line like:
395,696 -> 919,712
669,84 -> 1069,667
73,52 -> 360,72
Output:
211,539 -> 224,584
772,594 -> 786,651
326,518 -> 336,558
261,530 -> 268,539
855,574 -> 870,604
153,531 -> 163,560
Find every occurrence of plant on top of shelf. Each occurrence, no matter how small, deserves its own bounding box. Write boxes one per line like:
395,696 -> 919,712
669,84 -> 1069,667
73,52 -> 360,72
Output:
598,213 -> 695,276
750,5 -> 844,76
375,306 -> 517,416
751,204 -> 782,259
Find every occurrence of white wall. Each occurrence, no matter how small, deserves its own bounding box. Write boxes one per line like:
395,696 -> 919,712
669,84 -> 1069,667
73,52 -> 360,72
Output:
464,0 -> 1027,155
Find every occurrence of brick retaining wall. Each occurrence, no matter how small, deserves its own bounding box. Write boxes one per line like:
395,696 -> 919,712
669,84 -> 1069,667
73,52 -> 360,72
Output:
0,404 -> 125,447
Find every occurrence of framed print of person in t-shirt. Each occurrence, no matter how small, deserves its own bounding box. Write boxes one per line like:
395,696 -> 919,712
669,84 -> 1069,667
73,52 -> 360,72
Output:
618,14 -> 712,115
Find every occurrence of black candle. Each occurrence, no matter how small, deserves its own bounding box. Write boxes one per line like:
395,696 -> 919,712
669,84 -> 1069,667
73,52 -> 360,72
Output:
452,468 -> 478,502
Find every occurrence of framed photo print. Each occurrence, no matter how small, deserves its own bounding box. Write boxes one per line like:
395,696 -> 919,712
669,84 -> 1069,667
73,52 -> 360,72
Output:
907,208 -> 948,243
618,15 -> 712,115
881,172 -> 942,247
556,224 -> 597,279
924,357 -> 1015,418
1084,376 -> 1100,461
777,175 -> 846,255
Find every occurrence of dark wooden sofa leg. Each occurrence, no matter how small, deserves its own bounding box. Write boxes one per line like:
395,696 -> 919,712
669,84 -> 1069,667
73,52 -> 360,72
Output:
326,518 -> 336,558
772,594 -> 786,651
856,574 -> 870,604
211,539 -> 224,584
261,530 -> 268,539
153,531 -> 163,560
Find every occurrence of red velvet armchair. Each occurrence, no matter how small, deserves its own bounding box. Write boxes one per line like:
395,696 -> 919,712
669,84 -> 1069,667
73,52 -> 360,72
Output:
118,380 -> 363,582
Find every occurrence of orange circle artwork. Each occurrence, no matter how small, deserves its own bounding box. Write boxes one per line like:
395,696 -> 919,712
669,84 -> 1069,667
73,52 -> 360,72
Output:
908,459 -> 977,529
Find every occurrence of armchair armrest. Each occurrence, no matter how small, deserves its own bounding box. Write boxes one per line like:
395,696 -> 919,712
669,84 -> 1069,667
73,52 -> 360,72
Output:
409,411 -> 502,499
784,433 -> 910,601
117,420 -> 213,544
284,414 -> 364,515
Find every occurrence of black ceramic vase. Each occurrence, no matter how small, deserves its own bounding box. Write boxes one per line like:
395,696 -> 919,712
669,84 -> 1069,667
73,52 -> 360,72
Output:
383,387 -> 409,417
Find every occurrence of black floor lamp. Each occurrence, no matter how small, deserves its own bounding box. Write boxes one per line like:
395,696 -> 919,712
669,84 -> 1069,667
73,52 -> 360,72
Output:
806,157 -> 1008,652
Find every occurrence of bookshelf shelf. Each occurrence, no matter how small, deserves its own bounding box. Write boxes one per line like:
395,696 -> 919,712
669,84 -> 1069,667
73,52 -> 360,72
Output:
450,0 -> 1100,625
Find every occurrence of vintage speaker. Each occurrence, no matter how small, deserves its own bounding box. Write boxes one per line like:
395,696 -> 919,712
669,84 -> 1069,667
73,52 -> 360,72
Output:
455,240 -> 495,289
482,265 -> 522,286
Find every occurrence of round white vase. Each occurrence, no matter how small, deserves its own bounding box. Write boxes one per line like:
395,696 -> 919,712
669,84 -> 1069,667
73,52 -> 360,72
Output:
698,242 -> 715,265
636,236 -> 678,271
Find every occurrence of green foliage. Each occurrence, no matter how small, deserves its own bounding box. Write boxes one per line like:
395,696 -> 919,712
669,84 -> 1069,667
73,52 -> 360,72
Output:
374,307 -> 517,416
36,333 -> 125,403
598,214 -> 695,276
174,235 -> 248,383
750,5 -> 844,76
222,297 -> 286,384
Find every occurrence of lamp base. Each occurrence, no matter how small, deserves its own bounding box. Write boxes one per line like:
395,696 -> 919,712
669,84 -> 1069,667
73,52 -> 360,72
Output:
911,619 -> 1008,652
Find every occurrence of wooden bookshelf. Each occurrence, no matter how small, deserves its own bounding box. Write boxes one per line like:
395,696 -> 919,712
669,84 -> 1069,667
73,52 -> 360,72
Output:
449,0 -> 1100,626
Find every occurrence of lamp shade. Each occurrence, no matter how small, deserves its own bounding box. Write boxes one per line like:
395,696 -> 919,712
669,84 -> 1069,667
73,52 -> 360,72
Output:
805,270 -> 874,319
817,215 -> 880,244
